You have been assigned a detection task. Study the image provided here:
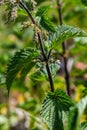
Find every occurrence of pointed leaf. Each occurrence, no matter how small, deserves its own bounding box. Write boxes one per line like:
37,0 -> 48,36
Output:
41,89 -> 73,130
40,15 -> 56,32
36,6 -> 49,17
48,25 -> 87,49
6,48 -> 39,94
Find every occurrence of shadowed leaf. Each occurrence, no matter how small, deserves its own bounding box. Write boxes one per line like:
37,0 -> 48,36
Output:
6,48 -> 39,94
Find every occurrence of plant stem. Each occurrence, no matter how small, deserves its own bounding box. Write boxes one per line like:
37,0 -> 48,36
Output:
19,1 -> 54,92
57,0 -> 71,96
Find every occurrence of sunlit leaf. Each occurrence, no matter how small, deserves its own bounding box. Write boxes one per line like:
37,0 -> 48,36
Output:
41,89 -> 73,130
47,25 -> 87,49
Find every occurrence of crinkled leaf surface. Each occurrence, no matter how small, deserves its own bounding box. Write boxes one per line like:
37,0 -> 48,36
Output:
41,89 -> 73,130
47,25 -> 87,49
6,48 -> 39,94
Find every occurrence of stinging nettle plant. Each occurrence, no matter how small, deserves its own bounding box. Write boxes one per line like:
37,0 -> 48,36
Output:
1,0 -> 87,130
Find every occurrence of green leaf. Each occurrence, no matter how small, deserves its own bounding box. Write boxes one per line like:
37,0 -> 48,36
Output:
20,62 -> 36,81
81,0 -> 87,6
36,6 -> 49,17
6,48 -> 39,94
49,62 -> 60,77
67,96 -> 87,130
40,15 -> 56,32
36,5 -> 55,32
66,107 -> 79,130
76,96 -> 87,119
48,25 -> 87,49
30,70 -> 46,81
41,89 -> 73,130
80,122 -> 87,130
30,62 -> 60,81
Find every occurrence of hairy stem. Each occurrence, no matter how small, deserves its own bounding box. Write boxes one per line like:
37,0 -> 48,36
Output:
57,0 -> 71,96
19,1 -> 54,92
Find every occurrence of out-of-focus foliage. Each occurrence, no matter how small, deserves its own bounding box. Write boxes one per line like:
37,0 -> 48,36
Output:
0,0 -> 87,130
67,96 -> 87,130
81,0 -> 87,6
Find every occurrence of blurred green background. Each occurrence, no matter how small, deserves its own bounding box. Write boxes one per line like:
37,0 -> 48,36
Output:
0,0 -> 87,130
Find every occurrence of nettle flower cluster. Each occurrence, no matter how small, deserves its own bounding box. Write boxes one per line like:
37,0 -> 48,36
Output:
0,0 -> 18,22
0,0 -> 36,22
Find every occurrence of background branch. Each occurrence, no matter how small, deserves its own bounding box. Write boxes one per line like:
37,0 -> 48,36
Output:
57,0 -> 71,96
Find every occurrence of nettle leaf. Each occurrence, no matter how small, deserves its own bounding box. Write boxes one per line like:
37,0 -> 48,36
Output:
36,5 -> 49,17
36,5 -> 55,32
48,62 -> 60,78
67,96 -> 87,130
80,122 -> 87,130
41,89 -> 73,130
20,62 -> 36,81
40,15 -> 56,32
81,0 -> 87,6
41,62 -> 60,79
30,70 -> 46,81
30,62 -> 60,81
6,48 -> 39,94
48,25 -> 87,49
66,107 -> 78,130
